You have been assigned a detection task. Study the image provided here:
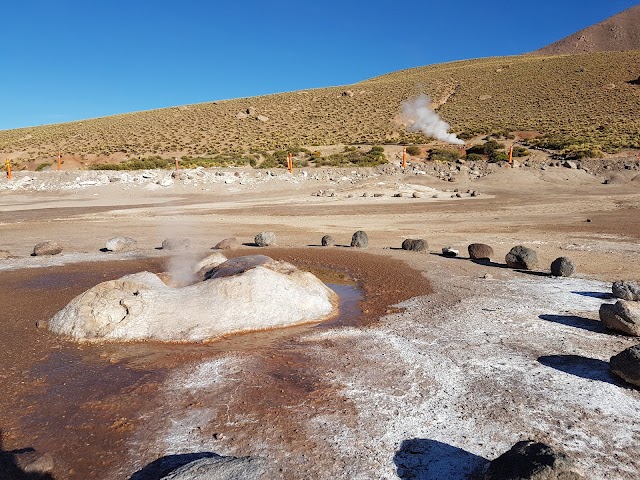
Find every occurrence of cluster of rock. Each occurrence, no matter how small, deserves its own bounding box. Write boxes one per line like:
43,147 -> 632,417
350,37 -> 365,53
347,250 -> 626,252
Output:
235,106 -> 269,122
465,243 -> 576,277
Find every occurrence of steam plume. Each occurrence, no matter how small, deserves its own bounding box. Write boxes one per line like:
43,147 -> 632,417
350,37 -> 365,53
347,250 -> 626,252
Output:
400,94 -> 464,145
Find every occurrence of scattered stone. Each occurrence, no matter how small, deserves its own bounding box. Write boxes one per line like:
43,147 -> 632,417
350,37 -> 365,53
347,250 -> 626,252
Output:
412,191 -> 422,198
484,440 -> 585,480
482,273 -> 493,280
402,239 -> 428,252
321,235 -> 335,247
255,231 -> 276,247
455,193 -> 462,198
33,241 -> 62,256
599,300 -> 640,336
194,252 -> 228,279
256,114 -> 269,122
373,193 -> 384,197
235,112 -> 249,119
246,107 -> 256,116
104,237 -> 137,252
351,231 -> 368,248
550,257 -> 576,277
505,245 -> 539,270
48,256 -> 337,342
214,237 -> 241,250
468,243 -> 494,261
0,250 -> 10,259
442,247 -> 459,257
393,193 -> 403,197
341,90 -> 354,97
563,160 -> 578,169
162,238 -> 190,251
612,280 -> 640,301
610,345 -> 640,388
362,192 -> 369,197
470,190 -> 478,197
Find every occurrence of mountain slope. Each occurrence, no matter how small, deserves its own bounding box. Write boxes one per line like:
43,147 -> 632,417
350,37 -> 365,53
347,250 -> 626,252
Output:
533,5 -> 640,55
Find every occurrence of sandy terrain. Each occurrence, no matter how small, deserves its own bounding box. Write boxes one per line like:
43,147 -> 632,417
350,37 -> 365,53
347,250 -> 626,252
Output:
0,163 -> 639,479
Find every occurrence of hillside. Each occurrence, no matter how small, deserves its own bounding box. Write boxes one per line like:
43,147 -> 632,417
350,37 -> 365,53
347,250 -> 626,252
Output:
1,50 -> 639,169
533,5 -> 640,55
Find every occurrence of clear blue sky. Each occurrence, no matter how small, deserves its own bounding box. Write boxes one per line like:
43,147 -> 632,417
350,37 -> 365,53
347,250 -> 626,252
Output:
1,0 -> 637,131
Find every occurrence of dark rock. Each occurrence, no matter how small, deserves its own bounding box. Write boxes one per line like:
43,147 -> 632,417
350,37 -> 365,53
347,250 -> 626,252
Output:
162,238 -> 190,251
351,231 -> 368,248
442,247 -> 459,257
214,237 -> 241,250
610,344 -> 640,387
33,241 -> 62,256
505,245 -> 539,270
612,280 -> 640,301
373,193 -> 384,197
599,300 -> 640,336
321,235 -> 335,247
550,257 -> 576,277
484,440 -> 584,480
254,231 -> 276,247
105,237 -> 137,252
468,243 -> 494,261
401,239 -> 428,252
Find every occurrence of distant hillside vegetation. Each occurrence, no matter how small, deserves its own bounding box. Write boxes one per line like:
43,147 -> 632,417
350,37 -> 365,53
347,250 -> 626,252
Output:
533,5 -> 640,55
1,51 -> 639,167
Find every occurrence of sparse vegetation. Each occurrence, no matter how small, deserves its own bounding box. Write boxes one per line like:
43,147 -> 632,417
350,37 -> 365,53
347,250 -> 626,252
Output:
35,162 -> 52,171
314,146 -> 387,167
429,149 -> 463,162
405,145 -> 421,156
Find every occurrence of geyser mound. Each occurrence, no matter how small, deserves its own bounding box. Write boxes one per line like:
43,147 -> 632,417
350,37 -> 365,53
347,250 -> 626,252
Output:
46,256 -> 338,342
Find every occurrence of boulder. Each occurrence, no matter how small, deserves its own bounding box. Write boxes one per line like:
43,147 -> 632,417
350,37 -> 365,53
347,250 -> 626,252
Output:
321,235 -> 335,247
401,239 -> 428,252
214,237 -> 241,250
254,231 -> 276,247
256,115 -> 269,122
105,237 -> 137,252
599,300 -> 640,336
33,241 -> 62,256
468,243 -> 494,261
484,440 -> 584,480
550,257 -> 576,277
610,344 -> 640,388
47,256 -> 337,343
442,247 -> 459,257
162,238 -> 190,251
351,231 -> 368,248
612,280 -> 640,301
194,252 -> 228,279
505,245 -> 539,270
158,455 -> 268,480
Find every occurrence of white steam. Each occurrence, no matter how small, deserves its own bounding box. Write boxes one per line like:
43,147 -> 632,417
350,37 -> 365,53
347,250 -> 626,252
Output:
400,94 -> 464,145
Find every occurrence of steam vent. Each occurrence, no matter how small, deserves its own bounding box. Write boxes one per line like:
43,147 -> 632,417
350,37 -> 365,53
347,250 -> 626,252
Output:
46,255 -> 338,342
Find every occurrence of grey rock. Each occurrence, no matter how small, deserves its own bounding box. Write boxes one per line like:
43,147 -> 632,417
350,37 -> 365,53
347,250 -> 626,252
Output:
505,245 -> 539,270
401,239 -> 428,252
254,231 -> 276,247
599,300 -> 640,336
33,241 -> 62,256
550,257 -> 576,277
351,230 -> 368,248
105,237 -> 137,252
321,235 -> 335,247
214,237 -> 241,250
162,238 -> 190,251
442,247 -> 459,257
160,455 -> 269,480
393,193 -> 403,197
256,114 -> 269,122
610,344 -> 640,388
563,160 -> 578,169
412,191 -> 422,198
468,243 -> 494,261
612,280 -> 640,301
484,440 -> 585,480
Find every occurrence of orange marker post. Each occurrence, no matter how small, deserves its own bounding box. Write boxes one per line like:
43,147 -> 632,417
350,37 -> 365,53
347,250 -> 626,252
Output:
57,151 -> 62,171
508,145 -> 513,166
5,159 -> 12,179
288,153 -> 293,173
402,147 -> 407,169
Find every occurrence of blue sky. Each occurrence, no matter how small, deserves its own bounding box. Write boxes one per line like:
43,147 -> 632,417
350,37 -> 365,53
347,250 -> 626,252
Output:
1,0 -> 637,131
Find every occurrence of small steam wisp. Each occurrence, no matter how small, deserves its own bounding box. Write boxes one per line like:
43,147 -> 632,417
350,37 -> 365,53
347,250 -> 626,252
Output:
400,94 -> 464,145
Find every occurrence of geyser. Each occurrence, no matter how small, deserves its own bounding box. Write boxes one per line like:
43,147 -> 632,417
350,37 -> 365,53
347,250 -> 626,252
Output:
400,94 -> 464,145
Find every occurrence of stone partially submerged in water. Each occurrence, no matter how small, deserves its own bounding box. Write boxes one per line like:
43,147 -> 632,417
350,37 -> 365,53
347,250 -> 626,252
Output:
47,255 -> 337,342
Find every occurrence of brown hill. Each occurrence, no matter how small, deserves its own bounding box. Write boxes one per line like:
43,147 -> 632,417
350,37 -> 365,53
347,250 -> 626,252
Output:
533,5 -> 640,55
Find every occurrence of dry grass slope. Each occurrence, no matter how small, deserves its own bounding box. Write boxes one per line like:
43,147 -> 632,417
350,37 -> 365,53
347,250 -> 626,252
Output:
1,51 -> 639,165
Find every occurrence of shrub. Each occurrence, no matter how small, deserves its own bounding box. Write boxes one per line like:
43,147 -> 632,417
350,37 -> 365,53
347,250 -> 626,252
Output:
405,145 -> 421,156
429,148 -> 463,162
489,151 -> 509,162
562,144 -> 604,159
315,146 -> 387,167
512,146 -> 529,157
466,153 -> 483,162
36,162 -> 52,171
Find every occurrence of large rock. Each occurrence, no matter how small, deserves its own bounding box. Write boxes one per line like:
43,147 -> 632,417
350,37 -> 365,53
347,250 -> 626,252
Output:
550,257 -> 576,277
321,235 -> 335,247
505,245 -> 539,270
133,454 -> 269,480
612,280 -> 640,301
484,440 -> 584,480
351,230 -> 368,248
33,241 -> 62,256
254,232 -> 276,247
610,344 -> 640,388
214,237 -> 241,250
162,238 -> 190,250
401,239 -> 428,252
105,236 -> 137,252
193,252 -> 228,279
468,243 -> 494,261
47,256 -> 337,342
599,300 -> 640,336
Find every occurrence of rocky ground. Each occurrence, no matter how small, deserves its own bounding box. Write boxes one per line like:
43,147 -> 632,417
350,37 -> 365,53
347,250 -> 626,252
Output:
0,158 -> 639,479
